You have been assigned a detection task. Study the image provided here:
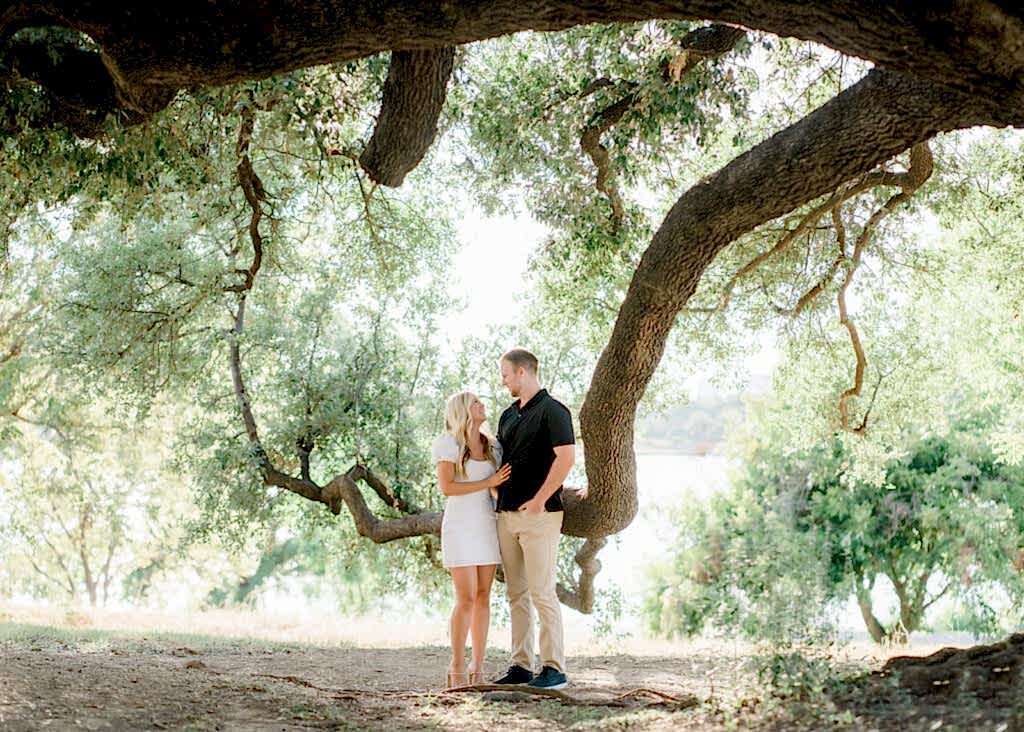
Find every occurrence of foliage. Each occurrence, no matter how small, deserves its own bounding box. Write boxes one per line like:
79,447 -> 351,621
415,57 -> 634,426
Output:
644,402 -> 1024,642
3,20 -> 1024,619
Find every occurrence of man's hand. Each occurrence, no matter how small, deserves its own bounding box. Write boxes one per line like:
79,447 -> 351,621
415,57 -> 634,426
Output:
568,484 -> 588,499
517,497 -> 545,514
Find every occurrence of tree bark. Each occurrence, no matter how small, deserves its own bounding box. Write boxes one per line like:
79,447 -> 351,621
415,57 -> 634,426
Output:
856,583 -> 887,645
2,3 -> 1021,135
359,47 -> 455,187
571,69 -> 1024,539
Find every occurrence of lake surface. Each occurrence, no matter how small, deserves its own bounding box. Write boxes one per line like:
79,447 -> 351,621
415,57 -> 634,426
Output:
569,453 -> 731,631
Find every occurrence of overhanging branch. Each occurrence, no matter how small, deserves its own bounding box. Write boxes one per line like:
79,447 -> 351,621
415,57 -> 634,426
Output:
577,70 -> 1008,540
580,24 -> 744,230
3,3 -> 1020,144
359,47 -> 455,187
224,103 -> 441,542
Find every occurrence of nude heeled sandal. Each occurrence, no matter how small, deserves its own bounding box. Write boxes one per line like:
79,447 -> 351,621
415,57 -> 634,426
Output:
446,669 -> 469,688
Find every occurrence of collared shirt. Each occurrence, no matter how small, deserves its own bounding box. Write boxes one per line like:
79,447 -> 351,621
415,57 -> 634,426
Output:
496,388 -> 575,512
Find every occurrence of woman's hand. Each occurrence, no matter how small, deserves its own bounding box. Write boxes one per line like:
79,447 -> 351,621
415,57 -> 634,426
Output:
487,464 -> 511,489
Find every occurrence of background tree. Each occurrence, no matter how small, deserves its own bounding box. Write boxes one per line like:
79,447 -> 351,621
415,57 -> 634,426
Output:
645,407 -> 1024,643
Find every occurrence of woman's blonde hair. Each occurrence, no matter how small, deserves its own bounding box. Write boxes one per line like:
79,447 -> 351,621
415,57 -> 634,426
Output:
444,391 -> 497,477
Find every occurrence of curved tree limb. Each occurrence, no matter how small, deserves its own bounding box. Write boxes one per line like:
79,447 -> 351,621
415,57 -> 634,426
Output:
686,167 -> 913,316
580,24 -> 744,230
555,537 -> 607,613
574,70 -> 1018,540
225,102 -> 267,294
359,47 -> 455,187
224,104 -> 443,541
835,141 -> 933,434
2,3 -> 1021,141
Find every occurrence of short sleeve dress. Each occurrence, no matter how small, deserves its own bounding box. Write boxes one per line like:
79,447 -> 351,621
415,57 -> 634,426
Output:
431,433 -> 503,568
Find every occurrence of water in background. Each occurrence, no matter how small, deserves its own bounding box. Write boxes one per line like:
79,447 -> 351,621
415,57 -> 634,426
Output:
568,453 -> 731,634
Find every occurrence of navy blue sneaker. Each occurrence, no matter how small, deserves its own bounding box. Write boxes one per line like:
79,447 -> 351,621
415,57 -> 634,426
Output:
493,664 -> 534,685
527,665 -> 567,690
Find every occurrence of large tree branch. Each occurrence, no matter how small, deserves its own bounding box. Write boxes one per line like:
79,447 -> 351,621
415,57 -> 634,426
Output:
348,463 -> 424,515
2,3 -> 1021,138
1,33 -> 117,136
223,103 -> 442,541
574,69 -> 1020,539
321,468 -> 442,543
686,168 -> 908,316
359,47 -> 455,187
555,537 -> 607,613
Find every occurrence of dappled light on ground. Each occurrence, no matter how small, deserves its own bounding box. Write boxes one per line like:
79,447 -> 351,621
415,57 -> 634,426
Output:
0,607 -> 1020,730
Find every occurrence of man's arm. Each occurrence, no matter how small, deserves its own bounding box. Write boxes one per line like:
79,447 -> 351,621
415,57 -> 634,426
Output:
525,444 -> 575,508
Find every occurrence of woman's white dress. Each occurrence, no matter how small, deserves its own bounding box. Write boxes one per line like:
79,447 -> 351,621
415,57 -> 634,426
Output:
431,433 -> 502,568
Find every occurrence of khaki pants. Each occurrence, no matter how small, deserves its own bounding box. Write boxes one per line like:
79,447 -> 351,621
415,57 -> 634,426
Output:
496,510 -> 565,673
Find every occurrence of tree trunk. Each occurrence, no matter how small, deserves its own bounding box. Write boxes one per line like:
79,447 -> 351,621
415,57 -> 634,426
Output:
571,69 -> 1024,539
856,579 -> 887,645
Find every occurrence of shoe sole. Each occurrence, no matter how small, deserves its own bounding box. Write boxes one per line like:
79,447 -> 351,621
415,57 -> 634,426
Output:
529,681 -> 568,690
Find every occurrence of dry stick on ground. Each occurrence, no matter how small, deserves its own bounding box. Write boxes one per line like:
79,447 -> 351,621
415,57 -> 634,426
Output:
442,683 -> 699,708
253,672 -> 696,708
580,24 -> 744,231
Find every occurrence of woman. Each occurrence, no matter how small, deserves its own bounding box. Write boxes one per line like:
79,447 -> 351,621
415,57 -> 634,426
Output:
432,391 -> 511,688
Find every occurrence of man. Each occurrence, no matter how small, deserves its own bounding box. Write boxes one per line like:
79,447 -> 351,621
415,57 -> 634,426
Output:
492,348 -> 575,690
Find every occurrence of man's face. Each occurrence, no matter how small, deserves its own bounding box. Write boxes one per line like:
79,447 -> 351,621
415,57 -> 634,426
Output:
499,360 -> 522,398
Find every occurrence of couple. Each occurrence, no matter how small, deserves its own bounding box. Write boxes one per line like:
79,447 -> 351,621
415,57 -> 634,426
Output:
431,348 -> 575,691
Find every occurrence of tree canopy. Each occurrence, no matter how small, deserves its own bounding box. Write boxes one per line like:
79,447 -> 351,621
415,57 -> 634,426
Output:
2,2 -> 1024,613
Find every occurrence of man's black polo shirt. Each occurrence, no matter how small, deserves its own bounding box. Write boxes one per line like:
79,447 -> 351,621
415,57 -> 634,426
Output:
496,389 -> 575,512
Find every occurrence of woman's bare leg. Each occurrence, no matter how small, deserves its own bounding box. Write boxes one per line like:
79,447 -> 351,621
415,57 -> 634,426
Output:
469,564 -> 497,678
449,566 -> 478,677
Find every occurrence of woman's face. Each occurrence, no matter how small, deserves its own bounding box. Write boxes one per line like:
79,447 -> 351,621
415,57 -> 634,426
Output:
469,396 -> 486,422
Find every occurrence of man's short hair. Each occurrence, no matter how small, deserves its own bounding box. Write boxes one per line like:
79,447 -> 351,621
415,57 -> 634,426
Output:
501,348 -> 539,375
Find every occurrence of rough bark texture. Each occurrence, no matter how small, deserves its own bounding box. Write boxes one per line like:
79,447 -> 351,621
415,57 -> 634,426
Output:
571,70 -> 1024,538
359,47 -> 455,187
2,3 -> 1022,132
874,633 -> 1024,702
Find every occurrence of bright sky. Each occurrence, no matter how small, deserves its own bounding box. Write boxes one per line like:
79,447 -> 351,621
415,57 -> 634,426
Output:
443,204 -> 547,344
445,202 -> 779,396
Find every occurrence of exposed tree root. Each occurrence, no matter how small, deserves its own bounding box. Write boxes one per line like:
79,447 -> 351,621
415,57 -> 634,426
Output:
442,682 -> 700,708
874,633 -> 1024,702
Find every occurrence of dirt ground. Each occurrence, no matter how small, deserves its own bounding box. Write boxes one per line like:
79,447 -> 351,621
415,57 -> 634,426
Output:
0,608 -> 1021,731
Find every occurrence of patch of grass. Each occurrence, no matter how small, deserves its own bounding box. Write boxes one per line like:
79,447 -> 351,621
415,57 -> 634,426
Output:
0,620 -> 351,654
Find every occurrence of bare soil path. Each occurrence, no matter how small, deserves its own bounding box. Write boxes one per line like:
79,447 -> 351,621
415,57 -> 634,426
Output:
0,610 -> 1020,731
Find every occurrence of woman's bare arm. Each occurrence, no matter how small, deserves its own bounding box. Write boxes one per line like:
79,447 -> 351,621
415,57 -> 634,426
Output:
437,461 -> 510,497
